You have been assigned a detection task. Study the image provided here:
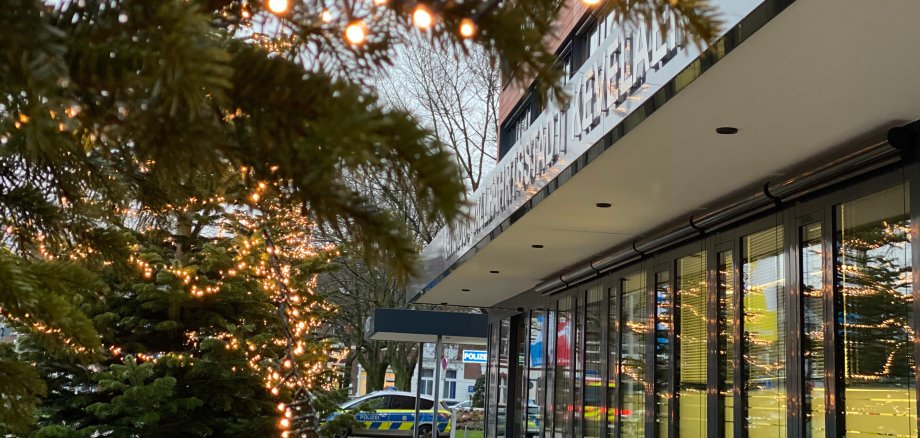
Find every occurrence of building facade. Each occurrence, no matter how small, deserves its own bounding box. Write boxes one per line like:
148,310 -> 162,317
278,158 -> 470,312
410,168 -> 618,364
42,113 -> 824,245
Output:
409,0 -> 920,437
350,344 -> 485,403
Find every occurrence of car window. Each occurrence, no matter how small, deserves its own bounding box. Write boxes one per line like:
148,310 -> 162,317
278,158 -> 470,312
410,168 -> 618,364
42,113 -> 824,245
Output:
419,399 -> 434,410
389,395 -> 416,410
347,395 -> 388,410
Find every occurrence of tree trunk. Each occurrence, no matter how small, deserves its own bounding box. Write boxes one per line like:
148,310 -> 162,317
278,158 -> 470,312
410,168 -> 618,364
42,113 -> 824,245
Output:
388,342 -> 418,391
358,344 -> 389,392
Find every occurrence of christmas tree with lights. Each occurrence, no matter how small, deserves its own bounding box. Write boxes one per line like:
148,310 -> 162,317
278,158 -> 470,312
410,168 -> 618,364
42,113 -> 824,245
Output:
0,0 -> 718,435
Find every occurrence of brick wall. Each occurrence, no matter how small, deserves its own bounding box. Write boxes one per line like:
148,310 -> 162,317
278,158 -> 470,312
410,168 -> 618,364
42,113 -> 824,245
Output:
497,0 -> 590,125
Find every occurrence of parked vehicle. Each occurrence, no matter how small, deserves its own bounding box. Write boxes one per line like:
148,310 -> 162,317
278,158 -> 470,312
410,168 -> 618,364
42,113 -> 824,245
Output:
328,391 -> 452,437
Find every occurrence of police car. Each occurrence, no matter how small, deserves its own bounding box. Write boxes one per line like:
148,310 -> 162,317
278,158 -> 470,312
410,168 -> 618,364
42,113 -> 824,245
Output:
331,390 -> 452,437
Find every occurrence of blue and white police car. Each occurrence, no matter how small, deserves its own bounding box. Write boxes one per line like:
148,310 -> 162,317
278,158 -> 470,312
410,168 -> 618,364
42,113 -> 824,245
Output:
330,390 -> 452,437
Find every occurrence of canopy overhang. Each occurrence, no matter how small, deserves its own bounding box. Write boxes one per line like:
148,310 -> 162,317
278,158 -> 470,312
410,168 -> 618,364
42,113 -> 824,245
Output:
364,309 -> 488,345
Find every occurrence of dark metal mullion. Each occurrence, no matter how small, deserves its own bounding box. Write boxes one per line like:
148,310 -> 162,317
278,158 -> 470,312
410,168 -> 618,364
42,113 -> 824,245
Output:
568,296 -> 578,438
646,266 -> 657,438
732,236 -> 745,438
706,237 -> 720,438
908,163 -> 920,437
824,201 -> 842,438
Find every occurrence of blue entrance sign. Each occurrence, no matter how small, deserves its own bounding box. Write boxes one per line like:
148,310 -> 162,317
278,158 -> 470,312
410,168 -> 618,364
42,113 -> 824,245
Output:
462,350 -> 487,363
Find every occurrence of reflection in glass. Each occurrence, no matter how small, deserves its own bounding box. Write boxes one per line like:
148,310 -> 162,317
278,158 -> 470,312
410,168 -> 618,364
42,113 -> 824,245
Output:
544,308 -> 557,437
497,319 -> 511,437
718,251 -> 735,437
555,298 -> 573,436
528,311 -> 545,438
678,251 -> 707,438
608,284 -> 619,438
801,223 -> 825,437
487,323 -> 500,435
836,184 -> 915,436
655,271 -> 672,438
575,297 -> 584,437
585,289 -> 604,437
743,226 -> 786,437
620,272 -> 647,437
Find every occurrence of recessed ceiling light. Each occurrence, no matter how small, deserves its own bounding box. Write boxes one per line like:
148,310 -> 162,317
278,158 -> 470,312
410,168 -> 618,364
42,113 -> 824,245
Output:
489,270 -> 500,274
716,127 -> 739,135
461,288 -> 470,292
531,244 -> 544,249
596,202 -> 612,208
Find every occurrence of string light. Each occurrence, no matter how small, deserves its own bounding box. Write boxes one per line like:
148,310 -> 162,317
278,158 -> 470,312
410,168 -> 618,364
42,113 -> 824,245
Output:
267,0 -> 288,14
582,0 -> 602,5
345,21 -> 367,45
412,5 -> 433,29
459,18 -> 476,38
321,8 -> 333,23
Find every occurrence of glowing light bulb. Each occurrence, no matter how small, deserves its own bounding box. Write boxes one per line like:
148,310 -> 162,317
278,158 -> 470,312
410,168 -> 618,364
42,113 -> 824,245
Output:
280,417 -> 290,428
250,193 -> 261,202
374,0 -> 387,5
345,21 -> 366,45
459,18 -> 476,38
321,8 -> 333,22
283,359 -> 293,369
412,5 -> 432,29
271,386 -> 280,396
582,0 -> 601,5
267,0 -> 288,14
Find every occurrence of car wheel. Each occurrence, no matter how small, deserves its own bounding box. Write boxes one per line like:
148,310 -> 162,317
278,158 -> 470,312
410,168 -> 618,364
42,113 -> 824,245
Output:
417,424 -> 432,438
335,429 -> 350,438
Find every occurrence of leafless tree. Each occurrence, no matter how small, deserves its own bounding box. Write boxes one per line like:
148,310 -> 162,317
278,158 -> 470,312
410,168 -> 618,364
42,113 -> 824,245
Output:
378,35 -> 500,191
318,36 -> 498,394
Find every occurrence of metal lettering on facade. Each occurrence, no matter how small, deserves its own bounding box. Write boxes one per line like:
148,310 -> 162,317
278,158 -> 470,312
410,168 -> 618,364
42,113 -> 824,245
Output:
445,16 -> 682,260
413,0 -> 764,298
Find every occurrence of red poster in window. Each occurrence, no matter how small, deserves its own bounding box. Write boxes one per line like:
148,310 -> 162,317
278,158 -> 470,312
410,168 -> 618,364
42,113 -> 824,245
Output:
556,317 -> 570,367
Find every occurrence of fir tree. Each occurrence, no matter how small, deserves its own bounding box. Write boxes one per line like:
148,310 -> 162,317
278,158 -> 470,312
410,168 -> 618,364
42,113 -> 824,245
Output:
0,0 -> 720,433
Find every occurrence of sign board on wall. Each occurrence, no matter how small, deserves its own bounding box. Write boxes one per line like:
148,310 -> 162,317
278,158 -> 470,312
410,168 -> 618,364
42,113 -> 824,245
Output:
462,350 -> 488,363
411,0 -> 765,300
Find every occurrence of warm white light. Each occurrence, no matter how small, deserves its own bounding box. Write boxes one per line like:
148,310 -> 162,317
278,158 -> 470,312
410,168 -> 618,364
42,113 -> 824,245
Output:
373,0 -> 387,5
321,8 -> 333,23
459,18 -> 476,38
277,402 -> 286,411
412,5 -> 433,29
267,0 -> 288,14
582,0 -> 601,5
280,418 -> 290,428
345,21 -> 366,45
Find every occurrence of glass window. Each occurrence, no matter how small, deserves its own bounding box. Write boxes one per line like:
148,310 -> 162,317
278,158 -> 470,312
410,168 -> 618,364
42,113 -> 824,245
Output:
836,184 -> 915,436
497,319 -> 510,437
488,324 -> 499,436
555,297 -> 573,436
742,225 -> 786,437
390,395 -> 416,410
718,250 -> 735,437
801,222 -> 825,437
607,283 -> 619,438
528,311 -> 545,438
575,296 -> 585,437
655,271 -> 672,438
444,370 -> 457,400
585,288 -> 604,438
544,307 -> 557,436
421,368 -> 434,395
620,272 -> 647,437
678,251 -> 708,438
